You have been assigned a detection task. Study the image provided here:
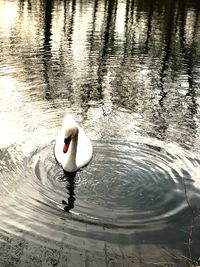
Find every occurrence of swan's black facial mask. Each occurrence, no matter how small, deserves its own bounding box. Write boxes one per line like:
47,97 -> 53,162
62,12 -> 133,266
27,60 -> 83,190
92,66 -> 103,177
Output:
63,136 -> 72,153
64,136 -> 72,144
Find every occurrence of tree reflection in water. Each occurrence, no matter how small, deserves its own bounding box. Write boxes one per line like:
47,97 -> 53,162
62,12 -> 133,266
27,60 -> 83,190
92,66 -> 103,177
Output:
0,0 -> 200,265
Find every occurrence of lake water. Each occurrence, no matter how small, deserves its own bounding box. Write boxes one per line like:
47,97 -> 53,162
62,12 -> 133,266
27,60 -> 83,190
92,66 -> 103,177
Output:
0,0 -> 200,266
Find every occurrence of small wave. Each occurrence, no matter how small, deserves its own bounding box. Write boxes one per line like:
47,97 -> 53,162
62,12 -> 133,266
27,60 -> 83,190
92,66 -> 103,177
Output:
0,137 -> 199,243
32,140 -> 199,227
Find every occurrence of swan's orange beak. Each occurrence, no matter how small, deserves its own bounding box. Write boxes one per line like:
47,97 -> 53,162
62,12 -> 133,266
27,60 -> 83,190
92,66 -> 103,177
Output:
63,136 -> 71,153
63,142 -> 70,153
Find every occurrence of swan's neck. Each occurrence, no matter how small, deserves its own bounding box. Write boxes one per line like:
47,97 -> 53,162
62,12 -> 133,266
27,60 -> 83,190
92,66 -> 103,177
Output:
63,133 -> 78,172
69,133 -> 78,155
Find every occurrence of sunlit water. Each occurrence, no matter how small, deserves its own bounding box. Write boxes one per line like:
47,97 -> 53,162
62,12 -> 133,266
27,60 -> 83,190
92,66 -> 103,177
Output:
0,0 -> 200,266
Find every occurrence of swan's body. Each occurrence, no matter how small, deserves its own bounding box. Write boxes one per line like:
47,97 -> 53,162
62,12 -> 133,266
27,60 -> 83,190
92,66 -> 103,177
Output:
55,115 -> 92,172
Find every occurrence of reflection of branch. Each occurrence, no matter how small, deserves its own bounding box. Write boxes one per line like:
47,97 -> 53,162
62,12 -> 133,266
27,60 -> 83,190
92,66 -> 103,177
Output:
179,1 -> 198,118
43,0 -> 53,100
96,0 -> 118,103
68,0 -> 76,45
144,0 -> 154,49
182,174 -> 200,263
89,0 -> 98,50
159,1 -> 175,106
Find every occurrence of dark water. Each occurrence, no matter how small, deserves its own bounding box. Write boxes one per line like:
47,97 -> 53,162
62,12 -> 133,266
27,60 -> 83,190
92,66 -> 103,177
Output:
0,0 -> 200,266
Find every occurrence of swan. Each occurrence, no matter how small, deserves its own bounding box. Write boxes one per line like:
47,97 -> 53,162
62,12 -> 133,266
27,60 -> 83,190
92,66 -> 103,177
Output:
55,115 -> 92,172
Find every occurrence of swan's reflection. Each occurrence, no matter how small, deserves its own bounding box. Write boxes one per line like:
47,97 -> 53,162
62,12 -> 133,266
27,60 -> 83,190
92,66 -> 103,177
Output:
62,171 -> 76,212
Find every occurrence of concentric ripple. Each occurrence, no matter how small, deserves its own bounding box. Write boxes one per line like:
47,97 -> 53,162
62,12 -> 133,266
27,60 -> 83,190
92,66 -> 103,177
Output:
32,139 -> 199,227
0,136 -> 200,243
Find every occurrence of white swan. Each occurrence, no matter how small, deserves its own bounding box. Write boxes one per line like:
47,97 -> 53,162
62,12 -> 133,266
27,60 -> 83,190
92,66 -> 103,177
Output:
55,115 -> 92,172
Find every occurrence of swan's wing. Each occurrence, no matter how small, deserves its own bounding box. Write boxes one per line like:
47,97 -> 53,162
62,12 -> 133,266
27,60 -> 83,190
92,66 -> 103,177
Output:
76,126 -> 93,168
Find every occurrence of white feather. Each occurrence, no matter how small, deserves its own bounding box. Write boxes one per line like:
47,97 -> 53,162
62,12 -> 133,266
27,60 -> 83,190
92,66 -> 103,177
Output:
55,115 -> 92,172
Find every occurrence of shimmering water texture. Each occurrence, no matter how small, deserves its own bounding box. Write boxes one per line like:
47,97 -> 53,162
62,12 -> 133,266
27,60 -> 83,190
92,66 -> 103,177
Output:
1,0 -> 200,266
29,139 -> 200,228
1,136 -> 200,240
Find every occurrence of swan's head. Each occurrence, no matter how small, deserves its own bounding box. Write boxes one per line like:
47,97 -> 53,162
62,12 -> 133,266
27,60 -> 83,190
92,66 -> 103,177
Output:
63,125 -> 78,153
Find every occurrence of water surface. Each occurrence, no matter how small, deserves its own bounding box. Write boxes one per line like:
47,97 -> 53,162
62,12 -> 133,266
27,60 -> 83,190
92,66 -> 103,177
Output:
0,0 -> 200,266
